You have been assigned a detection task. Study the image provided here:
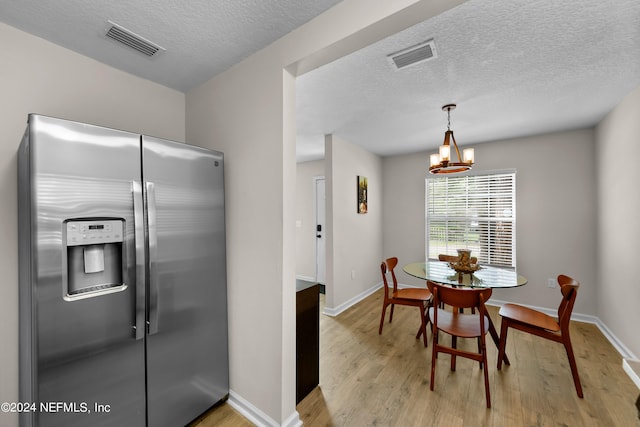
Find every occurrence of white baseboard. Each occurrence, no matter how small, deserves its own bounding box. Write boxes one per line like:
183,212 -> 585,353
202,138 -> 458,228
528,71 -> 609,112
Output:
593,318 -> 639,361
322,282 -> 383,317
296,275 -> 316,282
323,282 -> 435,317
487,298 -> 599,324
228,390 -> 301,427
281,411 -> 303,427
622,359 -> 640,390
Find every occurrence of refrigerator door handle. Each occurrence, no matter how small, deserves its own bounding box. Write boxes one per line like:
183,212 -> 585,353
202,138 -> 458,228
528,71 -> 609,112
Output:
132,181 -> 146,340
146,181 -> 160,335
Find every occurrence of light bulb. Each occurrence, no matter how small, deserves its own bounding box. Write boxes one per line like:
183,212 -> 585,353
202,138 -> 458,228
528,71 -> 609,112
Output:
463,148 -> 474,164
439,145 -> 450,162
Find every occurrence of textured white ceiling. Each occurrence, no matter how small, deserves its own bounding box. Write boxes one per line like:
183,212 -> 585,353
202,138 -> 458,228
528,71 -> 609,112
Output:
296,0 -> 640,162
1,0 -> 639,163
0,0 -> 342,92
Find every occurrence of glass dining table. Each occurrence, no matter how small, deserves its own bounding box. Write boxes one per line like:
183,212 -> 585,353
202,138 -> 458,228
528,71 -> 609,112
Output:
403,260 -> 527,289
403,260 -> 528,365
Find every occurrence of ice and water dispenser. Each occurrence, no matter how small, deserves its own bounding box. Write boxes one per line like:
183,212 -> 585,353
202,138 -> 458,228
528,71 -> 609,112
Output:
63,218 -> 126,300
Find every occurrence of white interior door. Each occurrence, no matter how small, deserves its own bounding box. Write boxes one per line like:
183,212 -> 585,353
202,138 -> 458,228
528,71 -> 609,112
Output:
315,177 -> 326,284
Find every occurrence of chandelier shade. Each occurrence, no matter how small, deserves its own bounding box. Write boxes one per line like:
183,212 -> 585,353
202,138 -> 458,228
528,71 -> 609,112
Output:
429,104 -> 474,174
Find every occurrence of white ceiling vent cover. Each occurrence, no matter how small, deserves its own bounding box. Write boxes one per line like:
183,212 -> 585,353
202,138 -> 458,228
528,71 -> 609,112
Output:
105,21 -> 165,57
388,39 -> 437,70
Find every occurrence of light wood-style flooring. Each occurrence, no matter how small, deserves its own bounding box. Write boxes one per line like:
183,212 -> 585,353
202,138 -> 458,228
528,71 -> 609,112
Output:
193,289 -> 640,426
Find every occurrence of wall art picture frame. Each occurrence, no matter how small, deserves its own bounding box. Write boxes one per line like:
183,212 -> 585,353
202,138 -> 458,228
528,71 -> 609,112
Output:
357,175 -> 368,214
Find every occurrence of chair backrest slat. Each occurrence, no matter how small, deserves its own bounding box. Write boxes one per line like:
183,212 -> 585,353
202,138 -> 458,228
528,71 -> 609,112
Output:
386,257 -> 399,292
380,262 -> 390,299
381,257 -> 400,300
557,274 -> 579,331
428,281 -> 492,310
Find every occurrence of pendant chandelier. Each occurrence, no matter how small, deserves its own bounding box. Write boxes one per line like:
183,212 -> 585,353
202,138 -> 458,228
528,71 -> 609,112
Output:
429,104 -> 474,174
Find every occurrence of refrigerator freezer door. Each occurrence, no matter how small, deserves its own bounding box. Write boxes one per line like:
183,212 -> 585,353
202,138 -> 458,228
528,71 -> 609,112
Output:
142,136 -> 229,427
19,115 -> 147,427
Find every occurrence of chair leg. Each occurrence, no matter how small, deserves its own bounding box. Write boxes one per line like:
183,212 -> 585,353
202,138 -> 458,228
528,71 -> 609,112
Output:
562,336 -> 584,398
426,306 -> 437,357
497,320 -> 509,370
416,303 -> 431,342
389,304 -> 395,323
415,305 -> 428,347
451,336 -> 457,371
378,303 -> 388,335
430,330 -> 438,391
481,335 -> 491,408
477,337 -> 483,370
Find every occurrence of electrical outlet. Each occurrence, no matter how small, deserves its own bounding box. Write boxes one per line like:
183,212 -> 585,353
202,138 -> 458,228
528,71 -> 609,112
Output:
351,270 -> 356,280
547,278 -> 556,288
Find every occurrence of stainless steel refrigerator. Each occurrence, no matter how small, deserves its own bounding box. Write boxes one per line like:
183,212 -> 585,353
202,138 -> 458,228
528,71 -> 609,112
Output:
18,114 -> 229,427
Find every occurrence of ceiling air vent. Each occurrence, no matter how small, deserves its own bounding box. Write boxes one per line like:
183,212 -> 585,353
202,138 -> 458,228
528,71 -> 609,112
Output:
105,21 -> 165,57
388,39 -> 437,70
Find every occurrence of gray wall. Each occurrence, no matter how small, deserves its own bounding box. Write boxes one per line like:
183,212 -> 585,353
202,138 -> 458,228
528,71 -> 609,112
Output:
384,129 -> 598,316
298,128 -> 605,321
0,22 -> 185,427
596,85 -> 640,359
380,90 -> 640,359
294,98 -> 640,363
325,134 -> 383,312
382,152 -> 431,283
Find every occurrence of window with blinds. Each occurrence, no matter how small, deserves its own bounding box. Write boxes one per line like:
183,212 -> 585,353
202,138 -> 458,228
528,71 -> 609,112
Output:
426,171 -> 516,267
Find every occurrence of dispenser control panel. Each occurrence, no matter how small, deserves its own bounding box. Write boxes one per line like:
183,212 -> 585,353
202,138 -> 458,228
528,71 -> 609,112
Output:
66,219 -> 124,246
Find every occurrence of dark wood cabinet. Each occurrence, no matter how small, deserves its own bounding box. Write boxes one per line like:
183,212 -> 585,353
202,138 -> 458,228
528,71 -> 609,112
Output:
296,280 -> 319,404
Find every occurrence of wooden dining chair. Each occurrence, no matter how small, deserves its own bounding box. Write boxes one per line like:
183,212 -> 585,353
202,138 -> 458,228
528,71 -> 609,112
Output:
379,257 -> 432,347
427,281 -> 494,408
497,274 -> 583,398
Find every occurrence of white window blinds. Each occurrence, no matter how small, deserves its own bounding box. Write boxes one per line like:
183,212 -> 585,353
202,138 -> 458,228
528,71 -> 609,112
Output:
426,171 -> 516,267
